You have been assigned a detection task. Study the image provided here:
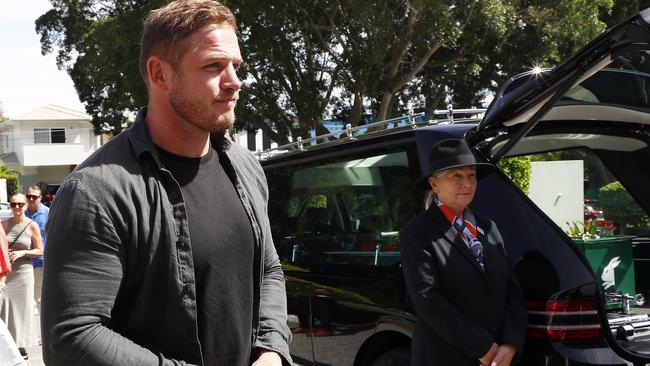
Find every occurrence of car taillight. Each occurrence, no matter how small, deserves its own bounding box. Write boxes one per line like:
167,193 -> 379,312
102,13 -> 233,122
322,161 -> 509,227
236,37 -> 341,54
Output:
526,300 -> 603,340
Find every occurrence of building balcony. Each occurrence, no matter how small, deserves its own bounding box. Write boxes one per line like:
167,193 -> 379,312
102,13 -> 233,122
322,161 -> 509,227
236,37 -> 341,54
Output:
21,143 -> 96,166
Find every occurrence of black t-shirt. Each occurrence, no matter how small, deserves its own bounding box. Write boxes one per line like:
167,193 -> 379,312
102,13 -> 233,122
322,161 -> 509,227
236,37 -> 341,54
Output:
157,146 -> 255,366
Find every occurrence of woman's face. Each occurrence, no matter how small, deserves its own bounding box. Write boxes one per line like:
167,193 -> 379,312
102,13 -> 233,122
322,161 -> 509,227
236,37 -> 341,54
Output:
428,166 -> 477,215
10,198 -> 27,217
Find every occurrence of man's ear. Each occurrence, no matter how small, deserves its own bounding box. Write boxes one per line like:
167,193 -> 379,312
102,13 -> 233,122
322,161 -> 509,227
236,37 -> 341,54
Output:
147,56 -> 173,92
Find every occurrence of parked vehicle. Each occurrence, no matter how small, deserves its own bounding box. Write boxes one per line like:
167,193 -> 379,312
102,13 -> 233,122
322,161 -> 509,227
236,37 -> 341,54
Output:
585,199 -> 605,223
42,184 -> 61,207
261,9 -> 650,366
0,202 -> 11,220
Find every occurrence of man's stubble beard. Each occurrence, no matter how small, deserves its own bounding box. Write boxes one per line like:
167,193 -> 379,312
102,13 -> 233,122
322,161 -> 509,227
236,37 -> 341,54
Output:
169,83 -> 235,134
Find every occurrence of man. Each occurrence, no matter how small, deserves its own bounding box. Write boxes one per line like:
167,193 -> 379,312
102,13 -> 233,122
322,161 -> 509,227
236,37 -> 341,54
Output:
24,185 -> 48,312
41,1 -> 291,365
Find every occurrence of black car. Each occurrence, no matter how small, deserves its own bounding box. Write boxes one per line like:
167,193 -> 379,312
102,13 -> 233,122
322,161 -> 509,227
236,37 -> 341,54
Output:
42,184 -> 61,207
261,9 -> 650,366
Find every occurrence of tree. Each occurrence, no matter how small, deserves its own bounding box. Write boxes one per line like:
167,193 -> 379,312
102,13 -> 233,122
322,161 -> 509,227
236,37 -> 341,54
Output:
601,0 -> 650,27
498,156 -> 531,195
36,0 -> 617,140
36,0 -> 163,135
0,164 -> 22,197
229,0 -> 339,143
305,0 -> 490,124
408,0 -> 615,113
0,102 -> 8,123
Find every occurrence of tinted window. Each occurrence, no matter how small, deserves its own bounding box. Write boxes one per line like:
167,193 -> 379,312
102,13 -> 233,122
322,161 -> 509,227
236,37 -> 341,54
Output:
266,145 -> 420,272
561,50 -> 650,110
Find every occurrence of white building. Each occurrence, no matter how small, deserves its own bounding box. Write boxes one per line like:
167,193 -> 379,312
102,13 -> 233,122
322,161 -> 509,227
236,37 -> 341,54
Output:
0,104 -> 101,189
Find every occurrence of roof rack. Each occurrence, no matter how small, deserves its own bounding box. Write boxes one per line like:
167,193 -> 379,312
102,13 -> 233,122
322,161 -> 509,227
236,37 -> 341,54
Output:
257,106 -> 486,160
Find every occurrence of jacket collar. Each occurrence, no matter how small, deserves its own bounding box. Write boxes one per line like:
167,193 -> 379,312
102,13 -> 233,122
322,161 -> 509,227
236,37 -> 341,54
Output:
425,204 -> 487,278
127,107 -> 233,169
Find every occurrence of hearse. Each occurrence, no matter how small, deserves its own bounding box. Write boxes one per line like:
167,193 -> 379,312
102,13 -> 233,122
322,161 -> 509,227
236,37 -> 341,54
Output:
261,9 -> 650,366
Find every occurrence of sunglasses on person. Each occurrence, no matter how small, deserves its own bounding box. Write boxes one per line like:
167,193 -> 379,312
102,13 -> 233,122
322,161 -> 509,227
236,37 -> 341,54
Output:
26,194 -> 40,200
10,202 -> 26,208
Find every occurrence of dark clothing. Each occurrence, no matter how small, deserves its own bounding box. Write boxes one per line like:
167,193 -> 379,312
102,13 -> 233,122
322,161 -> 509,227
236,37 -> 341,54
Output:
41,108 -> 291,366
157,147 -> 255,365
400,205 -> 526,366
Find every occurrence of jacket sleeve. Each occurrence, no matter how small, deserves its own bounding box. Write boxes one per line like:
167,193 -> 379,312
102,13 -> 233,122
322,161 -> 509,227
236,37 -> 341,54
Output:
487,222 -> 527,353
400,224 -> 495,359
499,268 -> 527,352
251,159 -> 292,365
41,179 -> 195,366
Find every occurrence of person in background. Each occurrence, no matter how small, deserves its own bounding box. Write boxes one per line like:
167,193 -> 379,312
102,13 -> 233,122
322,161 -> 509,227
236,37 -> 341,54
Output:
0,194 -> 43,361
400,139 -> 527,366
25,185 -> 48,313
41,1 -> 291,365
0,222 -> 26,366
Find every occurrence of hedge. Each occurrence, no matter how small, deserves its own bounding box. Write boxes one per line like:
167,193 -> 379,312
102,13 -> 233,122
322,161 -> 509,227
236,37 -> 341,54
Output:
599,181 -> 649,232
497,156 -> 531,195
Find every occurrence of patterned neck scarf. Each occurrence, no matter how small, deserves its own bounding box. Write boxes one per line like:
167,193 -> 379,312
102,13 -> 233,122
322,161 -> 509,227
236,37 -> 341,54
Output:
435,198 -> 485,269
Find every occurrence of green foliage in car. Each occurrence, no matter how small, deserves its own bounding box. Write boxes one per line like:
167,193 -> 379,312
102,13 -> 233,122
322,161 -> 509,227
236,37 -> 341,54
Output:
599,181 -> 649,231
305,194 -> 327,209
497,156 -> 531,195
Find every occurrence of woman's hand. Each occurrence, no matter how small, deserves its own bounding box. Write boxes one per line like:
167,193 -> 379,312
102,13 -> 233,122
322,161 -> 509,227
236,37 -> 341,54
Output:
8,250 -> 26,263
490,344 -> 517,366
479,343 -> 498,366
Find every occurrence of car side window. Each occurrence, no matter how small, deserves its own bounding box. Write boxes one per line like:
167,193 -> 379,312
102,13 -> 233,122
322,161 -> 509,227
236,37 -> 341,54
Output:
266,146 -> 420,272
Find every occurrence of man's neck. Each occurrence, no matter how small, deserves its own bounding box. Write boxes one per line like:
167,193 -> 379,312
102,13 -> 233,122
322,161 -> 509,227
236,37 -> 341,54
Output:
28,206 -> 38,214
145,103 -> 211,158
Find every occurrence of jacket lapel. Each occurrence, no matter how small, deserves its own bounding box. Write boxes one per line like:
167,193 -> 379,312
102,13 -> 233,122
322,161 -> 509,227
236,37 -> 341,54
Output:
425,206 -> 487,279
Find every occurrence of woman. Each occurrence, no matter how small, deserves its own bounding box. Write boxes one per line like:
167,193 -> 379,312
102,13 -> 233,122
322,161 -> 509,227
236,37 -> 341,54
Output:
0,214 -> 26,366
0,193 -> 43,360
400,139 -> 527,366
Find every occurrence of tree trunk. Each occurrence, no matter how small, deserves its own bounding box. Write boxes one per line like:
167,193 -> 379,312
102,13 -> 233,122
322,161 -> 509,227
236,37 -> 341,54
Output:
425,89 -> 445,120
376,91 -> 393,122
348,93 -> 364,126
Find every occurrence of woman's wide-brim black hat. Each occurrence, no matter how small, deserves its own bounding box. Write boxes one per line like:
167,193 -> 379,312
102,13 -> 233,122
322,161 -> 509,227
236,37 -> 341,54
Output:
416,138 -> 496,189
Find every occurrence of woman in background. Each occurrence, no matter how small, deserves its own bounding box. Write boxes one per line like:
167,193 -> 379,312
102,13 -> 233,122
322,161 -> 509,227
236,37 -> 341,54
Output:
0,193 -> 43,360
0,209 -> 26,365
400,139 -> 527,366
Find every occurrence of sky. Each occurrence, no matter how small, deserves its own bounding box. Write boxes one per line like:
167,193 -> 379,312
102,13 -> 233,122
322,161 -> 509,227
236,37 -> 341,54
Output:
0,0 -> 85,119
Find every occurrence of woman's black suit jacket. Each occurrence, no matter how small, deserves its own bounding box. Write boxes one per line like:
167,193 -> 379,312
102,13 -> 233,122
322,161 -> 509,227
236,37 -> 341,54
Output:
400,205 -> 527,365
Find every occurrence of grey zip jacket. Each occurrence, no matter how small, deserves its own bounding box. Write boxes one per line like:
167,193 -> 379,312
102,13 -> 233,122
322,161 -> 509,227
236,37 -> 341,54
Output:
41,108 -> 292,365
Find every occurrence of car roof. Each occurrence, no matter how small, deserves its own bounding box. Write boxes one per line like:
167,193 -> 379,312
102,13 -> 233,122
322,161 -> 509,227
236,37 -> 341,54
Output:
259,121 -> 478,165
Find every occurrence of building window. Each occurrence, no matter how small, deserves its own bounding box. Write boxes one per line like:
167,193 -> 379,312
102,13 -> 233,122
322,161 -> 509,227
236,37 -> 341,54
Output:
34,128 -> 66,144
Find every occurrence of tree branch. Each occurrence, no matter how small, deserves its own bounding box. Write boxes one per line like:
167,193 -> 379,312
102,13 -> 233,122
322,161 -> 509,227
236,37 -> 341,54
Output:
383,4 -> 419,81
391,42 -> 441,93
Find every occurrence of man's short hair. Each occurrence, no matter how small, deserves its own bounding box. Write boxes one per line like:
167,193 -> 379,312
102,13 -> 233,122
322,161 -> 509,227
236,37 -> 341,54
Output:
28,185 -> 42,194
139,0 -> 237,87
